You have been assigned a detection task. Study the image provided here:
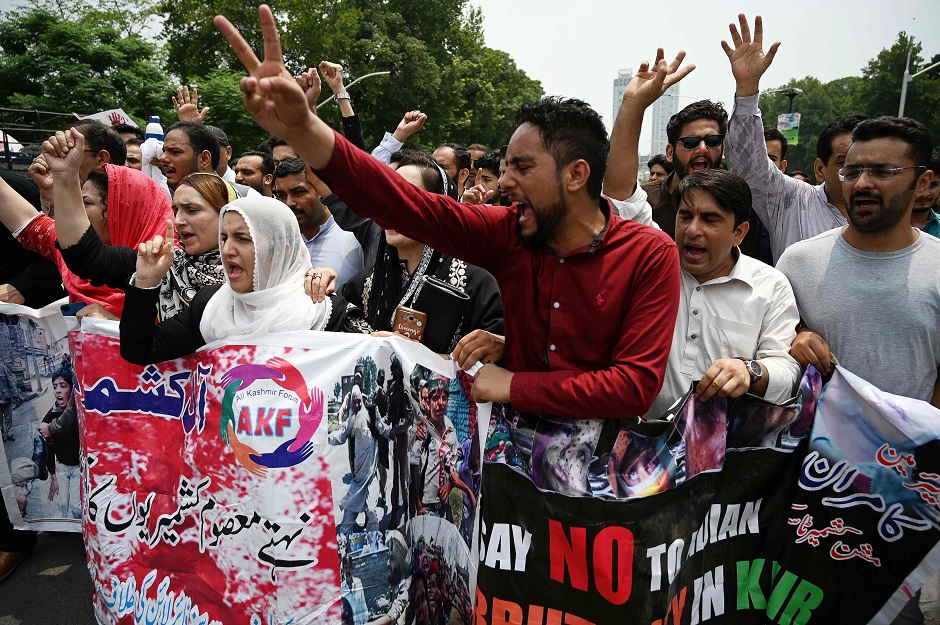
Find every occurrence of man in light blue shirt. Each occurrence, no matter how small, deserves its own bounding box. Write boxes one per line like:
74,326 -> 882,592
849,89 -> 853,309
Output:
273,158 -> 364,290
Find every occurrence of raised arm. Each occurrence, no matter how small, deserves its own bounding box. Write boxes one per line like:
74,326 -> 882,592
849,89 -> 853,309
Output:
42,129 -> 92,249
0,174 -> 42,234
173,86 -> 210,123
724,14 -> 799,243
320,61 -> 367,151
604,50 -> 695,200
371,110 -> 427,164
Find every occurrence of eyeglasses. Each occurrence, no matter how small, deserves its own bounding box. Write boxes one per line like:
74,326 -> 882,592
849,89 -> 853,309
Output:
838,165 -> 926,182
676,134 -> 724,150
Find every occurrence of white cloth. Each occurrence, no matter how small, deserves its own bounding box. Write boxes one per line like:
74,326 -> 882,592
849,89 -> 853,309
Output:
648,251 -> 802,418
140,138 -> 172,199
222,166 -> 236,183
303,215 -> 364,291
199,196 -> 331,342
603,183 -> 658,229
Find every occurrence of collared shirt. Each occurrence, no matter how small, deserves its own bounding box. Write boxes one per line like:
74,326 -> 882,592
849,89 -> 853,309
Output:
302,215 -> 364,291
648,251 -> 801,418
319,132 -> 681,418
729,94 -> 847,263
922,210 -> 940,239
222,166 -> 236,183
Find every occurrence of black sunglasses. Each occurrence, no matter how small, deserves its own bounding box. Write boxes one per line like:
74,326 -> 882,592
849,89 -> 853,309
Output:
677,134 -> 725,150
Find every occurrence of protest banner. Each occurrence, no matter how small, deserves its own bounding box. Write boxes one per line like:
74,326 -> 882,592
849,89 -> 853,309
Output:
0,299 -> 81,532
79,109 -> 139,128
68,317 -> 486,625
476,367 -> 940,624
777,112 -> 802,146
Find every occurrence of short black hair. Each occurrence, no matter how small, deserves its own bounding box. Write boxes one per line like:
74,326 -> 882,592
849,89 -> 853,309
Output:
391,149 -> 446,195
763,125 -> 788,159
475,150 -> 501,176
516,96 -> 609,198
789,170 -> 811,179
666,100 -> 728,146
647,154 -> 674,174
272,157 -> 307,180
125,137 -> 143,147
468,143 -> 489,152
165,121 -> 220,169
674,169 -> 752,227
851,116 -> 934,170
816,113 -> 867,164
267,136 -> 289,149
930,150 -> 940,176
436,143 -> 471,173
111,123 -> 144,142
74,120 -> 127,166
239,150 -> 275,176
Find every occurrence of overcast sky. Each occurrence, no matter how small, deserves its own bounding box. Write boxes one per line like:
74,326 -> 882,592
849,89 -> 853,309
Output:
471,0 -> 939,147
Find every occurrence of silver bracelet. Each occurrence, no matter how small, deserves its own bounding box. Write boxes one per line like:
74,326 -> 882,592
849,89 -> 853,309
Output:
335,92 -> 351,101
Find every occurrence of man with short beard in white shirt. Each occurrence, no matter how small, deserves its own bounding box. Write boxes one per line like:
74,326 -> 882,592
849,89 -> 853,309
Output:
647,168 -> 801,418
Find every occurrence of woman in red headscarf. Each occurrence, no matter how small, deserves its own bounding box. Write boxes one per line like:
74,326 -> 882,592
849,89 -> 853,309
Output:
0,128 -> 172,317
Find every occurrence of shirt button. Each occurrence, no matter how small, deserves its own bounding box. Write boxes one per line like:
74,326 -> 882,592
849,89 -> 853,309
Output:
692,309 -> 698,315
690,334 -> 697,340
550,344 -> 557,351
553,302 -> 560,309
696,286 -> 701,291
559,258 -> 565,264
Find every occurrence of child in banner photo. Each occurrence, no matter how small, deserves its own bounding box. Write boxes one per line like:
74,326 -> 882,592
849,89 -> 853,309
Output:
36,363 -> 80,519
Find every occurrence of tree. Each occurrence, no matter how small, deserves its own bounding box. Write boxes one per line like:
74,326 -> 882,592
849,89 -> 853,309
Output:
758,32 -> 940,173
0,8 -> 174,128
189,68 -> 267,155
853,32 -> 940,139
758,76 -> 864,174
158,0 -> 542,150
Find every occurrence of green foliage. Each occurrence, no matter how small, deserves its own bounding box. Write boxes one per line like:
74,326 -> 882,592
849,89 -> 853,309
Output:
759,32 -> 940,173
159,0 -> 542,150
0,7 -> 173,127
190,69 -> 266,155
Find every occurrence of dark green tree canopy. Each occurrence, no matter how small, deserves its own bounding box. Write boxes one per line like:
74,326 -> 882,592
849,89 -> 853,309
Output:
759,32 -> 939,173
0,7 -> 173,126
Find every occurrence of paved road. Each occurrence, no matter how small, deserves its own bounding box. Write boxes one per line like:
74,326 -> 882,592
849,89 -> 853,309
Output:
0,531 -> 95,625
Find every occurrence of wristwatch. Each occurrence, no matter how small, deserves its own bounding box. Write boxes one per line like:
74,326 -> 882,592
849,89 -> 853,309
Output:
335,92 -> 351,100
736,358 -> 763,385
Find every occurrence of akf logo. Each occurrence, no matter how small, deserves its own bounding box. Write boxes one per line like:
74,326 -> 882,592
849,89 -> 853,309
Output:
219,357 -> 322,476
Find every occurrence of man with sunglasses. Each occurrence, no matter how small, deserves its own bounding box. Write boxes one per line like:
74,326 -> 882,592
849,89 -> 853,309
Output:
724,14 -> 868,264
777,116 -> 938,404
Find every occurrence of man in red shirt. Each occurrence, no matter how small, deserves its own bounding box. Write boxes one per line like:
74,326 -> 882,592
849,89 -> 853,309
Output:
214,7 -> 680,419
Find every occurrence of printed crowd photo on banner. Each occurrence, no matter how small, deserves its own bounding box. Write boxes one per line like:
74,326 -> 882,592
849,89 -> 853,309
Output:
54,311 -> 489,625
0,300 -> 81,532
478,367 -> 940,625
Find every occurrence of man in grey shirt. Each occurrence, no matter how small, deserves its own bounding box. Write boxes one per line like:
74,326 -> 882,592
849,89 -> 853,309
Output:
723,14 -> 867,263
777,116 -> 938,405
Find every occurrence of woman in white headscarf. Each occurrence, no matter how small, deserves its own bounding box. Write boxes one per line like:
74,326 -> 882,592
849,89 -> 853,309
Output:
120,196 -> 370,365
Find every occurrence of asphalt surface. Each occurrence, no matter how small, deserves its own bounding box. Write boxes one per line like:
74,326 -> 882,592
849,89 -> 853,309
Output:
0,531 -> 96,625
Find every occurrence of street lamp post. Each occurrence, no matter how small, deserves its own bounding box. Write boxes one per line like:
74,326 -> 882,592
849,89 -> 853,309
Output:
316,62 -> 400,110
899,49 -> 940,117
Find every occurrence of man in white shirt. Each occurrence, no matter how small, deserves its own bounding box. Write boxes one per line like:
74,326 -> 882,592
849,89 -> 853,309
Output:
648,168 -> 801,418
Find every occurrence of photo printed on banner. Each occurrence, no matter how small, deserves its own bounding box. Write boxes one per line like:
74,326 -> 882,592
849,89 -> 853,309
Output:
0,303 -> 78,531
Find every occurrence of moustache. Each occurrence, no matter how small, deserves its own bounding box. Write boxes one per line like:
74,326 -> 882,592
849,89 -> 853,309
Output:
850,191 -> 883,204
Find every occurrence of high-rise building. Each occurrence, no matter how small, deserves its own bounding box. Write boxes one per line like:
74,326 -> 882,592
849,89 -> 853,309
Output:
649,83 -> 680,156
612,69 -> 632,123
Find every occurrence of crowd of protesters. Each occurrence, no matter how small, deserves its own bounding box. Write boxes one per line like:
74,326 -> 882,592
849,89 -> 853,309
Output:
0,6 -> 938,624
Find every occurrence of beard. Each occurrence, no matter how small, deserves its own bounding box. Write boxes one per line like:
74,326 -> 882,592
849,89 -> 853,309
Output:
520,189 -> 568,251
848,188 -> 913,234
672,153 -> 719,180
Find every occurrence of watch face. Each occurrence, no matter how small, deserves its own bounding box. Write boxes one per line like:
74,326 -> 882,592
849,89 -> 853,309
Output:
747,360 -> 762,380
